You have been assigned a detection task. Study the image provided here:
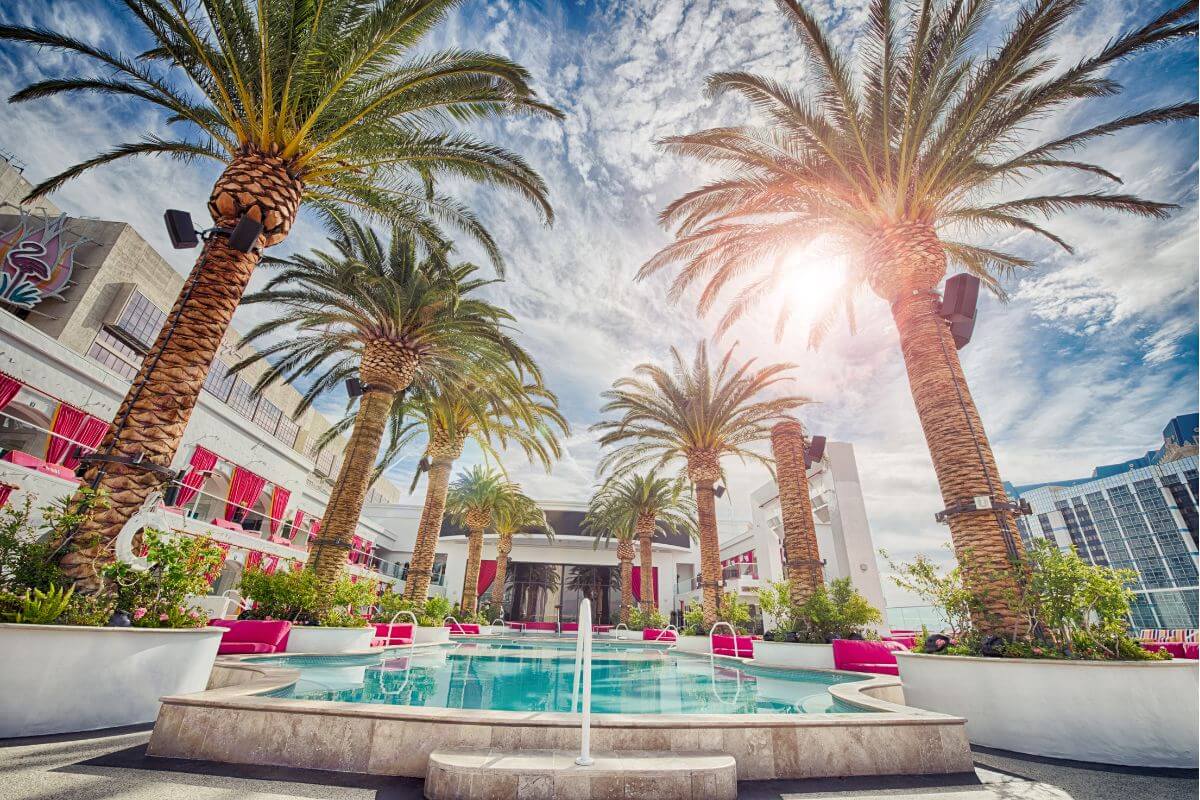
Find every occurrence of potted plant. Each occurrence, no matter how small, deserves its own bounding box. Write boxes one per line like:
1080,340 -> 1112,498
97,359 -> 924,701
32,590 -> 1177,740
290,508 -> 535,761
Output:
754,578 -> 883,669
885,543 -> 1197,768
237,568 -> 375,653
372,593 -> 453,643
0,493 -> 225,737
673,592 -> 752,652
623,606 -> 668,640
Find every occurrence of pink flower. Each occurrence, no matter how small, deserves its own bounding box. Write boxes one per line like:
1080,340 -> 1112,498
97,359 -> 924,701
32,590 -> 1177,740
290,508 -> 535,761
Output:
159,613 -> 169,622
133,608 -> 147,620
189,610 -> 200,619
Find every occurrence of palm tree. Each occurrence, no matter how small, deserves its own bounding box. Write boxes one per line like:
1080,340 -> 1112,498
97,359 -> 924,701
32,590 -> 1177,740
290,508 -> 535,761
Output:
638,0 -> 1196,631
565,566 -> 618,621
586,472 -> 696,614
2,0 -> 560,590
367,381 -> 566,601
445,466 -> 516,613
770,419 -> 823,606
593,342 -> 806,629
488,490 -> 554,614
582,490 -> 639,625
231,220 -> 538,603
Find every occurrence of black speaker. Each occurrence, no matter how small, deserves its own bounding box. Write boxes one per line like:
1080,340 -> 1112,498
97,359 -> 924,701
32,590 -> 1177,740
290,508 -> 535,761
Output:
805,435 -> 826,467
950,316 -> 975,349
940,274 -> 979,323
163,209 -> 199,249
228,215 -> 264,253
345,377 -> 364,398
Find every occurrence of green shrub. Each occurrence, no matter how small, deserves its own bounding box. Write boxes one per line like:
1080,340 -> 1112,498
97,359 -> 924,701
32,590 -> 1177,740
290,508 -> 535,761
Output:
681,592 -> 751,635
0,490 -> 109,595
103,529 -> 223,628
627,606 -> 667,631
2,584 -> 73,624
369,592 -> 452,626
758,578 -> 882,642
239,568 -> 319,621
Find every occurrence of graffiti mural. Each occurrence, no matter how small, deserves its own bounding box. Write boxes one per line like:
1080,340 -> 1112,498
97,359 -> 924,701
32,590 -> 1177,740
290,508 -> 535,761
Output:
0,210 -> 81,310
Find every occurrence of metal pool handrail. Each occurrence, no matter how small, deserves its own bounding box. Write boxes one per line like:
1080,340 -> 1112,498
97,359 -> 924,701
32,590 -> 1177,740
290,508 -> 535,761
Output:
709,621 -> 737,655
442,615 -> 461,631
571,598 -> 595,766
646,623 -> 679,644
387,610 -> 419,660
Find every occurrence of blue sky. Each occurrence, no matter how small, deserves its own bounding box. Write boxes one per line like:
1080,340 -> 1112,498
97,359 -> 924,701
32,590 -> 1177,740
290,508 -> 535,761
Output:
1,0 -> 1196,603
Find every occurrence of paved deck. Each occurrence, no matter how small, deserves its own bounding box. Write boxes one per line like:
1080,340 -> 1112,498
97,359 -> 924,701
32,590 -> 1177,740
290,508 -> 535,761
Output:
0,726 -> 1194,800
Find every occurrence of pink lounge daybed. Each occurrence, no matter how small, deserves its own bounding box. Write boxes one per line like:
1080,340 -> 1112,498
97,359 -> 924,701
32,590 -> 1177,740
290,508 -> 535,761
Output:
832,638 -> 907,675
212,619 -> 292,655
711,634 -> 754,658
508,621 -> 557,633
445,622 -> 481,635
560,622 -> 579,633
643,628 -> 677,642
1141,641 -> 1199,659
372,623 -> 414,647
883,634 -> 918,649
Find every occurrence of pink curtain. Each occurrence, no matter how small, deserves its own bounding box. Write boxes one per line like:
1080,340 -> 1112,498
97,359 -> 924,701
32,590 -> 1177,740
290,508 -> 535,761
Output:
224,466 -> 267,521
0,482 -> 15,509
268,486 -> 291,534
477,559 -> 497,596
62,416 -> 109,470
45,403 -> 86,465
175,446 -> 219,508
630,566 -> 659,605
0,374 -> 21,413
348,535 -> 363,564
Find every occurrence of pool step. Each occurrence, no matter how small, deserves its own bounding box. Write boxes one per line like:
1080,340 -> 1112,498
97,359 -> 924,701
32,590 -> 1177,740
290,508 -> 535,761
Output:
424,748 -> 736,800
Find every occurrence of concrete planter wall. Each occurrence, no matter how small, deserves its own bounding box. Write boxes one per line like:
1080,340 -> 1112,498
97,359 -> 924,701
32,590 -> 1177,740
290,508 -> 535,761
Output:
285,626 -> 374,654
412,626 -> 451,644
674,635 -> 709,654
750,641 -> 834,669
0,623 -> 222,738
896,652 -> 1200,767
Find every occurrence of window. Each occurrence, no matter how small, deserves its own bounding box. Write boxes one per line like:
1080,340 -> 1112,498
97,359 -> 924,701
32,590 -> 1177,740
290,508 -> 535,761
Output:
112,290 -> 167,352
252,398 -> 282,435
275,415 -> 300,448
87,330 -> 141,379
203,359 -> 236,402
226,378 -> 258,419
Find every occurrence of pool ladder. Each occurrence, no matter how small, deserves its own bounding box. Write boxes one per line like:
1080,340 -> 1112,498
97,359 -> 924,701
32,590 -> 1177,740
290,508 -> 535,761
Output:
570,598 -> 595,766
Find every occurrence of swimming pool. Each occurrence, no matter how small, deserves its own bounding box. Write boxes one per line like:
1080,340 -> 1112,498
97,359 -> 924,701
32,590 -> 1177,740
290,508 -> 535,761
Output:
253,642 -> 870,715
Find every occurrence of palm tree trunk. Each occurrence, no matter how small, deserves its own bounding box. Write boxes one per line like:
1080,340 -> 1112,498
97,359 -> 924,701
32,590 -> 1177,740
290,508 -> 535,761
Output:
461,525 -> 484,613
404,457 -> 455,601
56,151 -> 303,593
308,387 -> 396,606
491,531 -> 513,612
770,420 -> 824,607
693,480 -> 722,631
877,223 -> 1025,634
636,512 -> 656,613
618,539 -> 635,625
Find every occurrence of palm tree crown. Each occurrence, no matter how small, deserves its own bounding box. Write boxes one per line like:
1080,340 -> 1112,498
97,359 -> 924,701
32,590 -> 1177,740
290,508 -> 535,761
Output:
592,341 -> 808,483
493,490 -> 555,540
445,466 -> 516,528
1,0 -> 560,261
639,0 -> 1197,339
582,472 -> 696,546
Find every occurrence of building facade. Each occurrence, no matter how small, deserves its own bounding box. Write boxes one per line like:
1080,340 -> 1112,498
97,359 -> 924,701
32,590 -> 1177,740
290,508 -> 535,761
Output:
0,152 -> 404,596
673,441 -> 888,629
1010,415 -> 1199,629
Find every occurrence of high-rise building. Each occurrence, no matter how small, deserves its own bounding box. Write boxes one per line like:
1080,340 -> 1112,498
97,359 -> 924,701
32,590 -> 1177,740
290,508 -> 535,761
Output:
1009,414 -> 1199,629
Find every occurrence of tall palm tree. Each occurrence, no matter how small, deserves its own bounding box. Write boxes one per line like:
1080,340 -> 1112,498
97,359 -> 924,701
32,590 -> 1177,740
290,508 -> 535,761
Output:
363,381 -> 566,601
488,490 -> 554,613
586,472 -> 696,614
231,220 -> 538,603
638,0 -> 1196,631
593,342 -> 807,629
770,419 -> 823,606
2,0 -> 560,590
445,466 -> 515,613
582,490 -> 639,626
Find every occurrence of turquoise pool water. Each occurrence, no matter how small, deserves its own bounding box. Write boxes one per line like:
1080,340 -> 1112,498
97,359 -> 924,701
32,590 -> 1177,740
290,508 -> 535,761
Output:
254,642 -> 868,715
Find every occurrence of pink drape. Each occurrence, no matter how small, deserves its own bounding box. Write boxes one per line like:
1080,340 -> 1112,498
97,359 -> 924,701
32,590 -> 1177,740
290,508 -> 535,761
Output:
62,416 -> 109,470
268,486 -> 291,534
477,559 -> 497,596
0,482 -> 15,508
224,466 -> 267,521
45,404 -> 86,465
175,446 -> 218,508
630,566 -> 659,605
0,374 -> 21,413
348,535 -> 363,564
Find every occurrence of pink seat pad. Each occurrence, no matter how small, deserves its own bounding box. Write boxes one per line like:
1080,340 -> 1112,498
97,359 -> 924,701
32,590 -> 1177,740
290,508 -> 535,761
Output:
218,642 -> 278,655
711,634 -> 754,657
643,628 -> 677,641
212,619 -> 291,648
839,662 -> 900,676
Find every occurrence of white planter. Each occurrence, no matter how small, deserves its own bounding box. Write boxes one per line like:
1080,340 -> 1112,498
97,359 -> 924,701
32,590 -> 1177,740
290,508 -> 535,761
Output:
285,626 -> 374,654
412,626 -> 451,644
674,635 -> 710,654
0,623 -> 222,738
616,629 -> 642,641
896,652 -> 1199,768
750,641 -> 834,670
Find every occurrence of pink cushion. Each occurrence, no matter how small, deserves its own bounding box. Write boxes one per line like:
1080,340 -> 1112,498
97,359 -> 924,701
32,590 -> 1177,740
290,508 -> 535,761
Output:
445,622 -> 481,635
711,634 -> 753,658
833,639 -> 900,674
3,451 -> 45,469
218,641 -> 278,655
212,619 -> 291,650
643,628 -> 677,642
372,623 -> 414,645
521,622 -> 558,632
883,635 -> 917,649
560,623 -> 579,632
210,518 -> 244,531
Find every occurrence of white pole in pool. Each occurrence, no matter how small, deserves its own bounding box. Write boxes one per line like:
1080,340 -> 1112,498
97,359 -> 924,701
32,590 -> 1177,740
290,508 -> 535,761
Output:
575,598 -> 594,766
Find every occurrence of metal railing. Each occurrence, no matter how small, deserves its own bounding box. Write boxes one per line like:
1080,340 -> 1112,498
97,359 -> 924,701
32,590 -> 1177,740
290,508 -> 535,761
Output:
571,597 -> 595,766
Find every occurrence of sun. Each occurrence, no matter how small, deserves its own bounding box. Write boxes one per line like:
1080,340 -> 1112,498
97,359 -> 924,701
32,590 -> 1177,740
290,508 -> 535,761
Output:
777,237 -> 848,331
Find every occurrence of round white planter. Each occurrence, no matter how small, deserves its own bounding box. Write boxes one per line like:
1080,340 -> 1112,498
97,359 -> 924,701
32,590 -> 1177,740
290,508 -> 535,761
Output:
0,623 -> 222,738
412,626 -> 451,644
896,652 -> 1199,767
750,641 -> 834,670
285,626 -> 374,654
